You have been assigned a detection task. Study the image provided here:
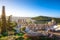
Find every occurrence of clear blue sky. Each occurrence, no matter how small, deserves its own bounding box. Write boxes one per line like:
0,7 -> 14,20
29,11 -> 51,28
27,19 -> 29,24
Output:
0,0 -> 60,17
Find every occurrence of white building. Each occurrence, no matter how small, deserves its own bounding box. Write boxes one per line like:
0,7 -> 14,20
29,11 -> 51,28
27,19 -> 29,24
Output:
54,25 -> 60,31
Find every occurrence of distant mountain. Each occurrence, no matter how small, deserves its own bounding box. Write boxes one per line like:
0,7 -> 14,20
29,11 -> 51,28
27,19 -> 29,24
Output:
32,16 -> 60,24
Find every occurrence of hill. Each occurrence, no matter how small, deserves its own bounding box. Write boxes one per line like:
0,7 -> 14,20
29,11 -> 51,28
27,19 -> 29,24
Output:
32,16 -> 60,24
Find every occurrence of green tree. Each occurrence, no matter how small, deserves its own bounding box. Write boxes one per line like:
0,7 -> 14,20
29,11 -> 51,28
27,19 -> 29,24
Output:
7,16 -> 13,31
7,15 -> 17,31
1,6 -> 7,34
21,27 -> 26,31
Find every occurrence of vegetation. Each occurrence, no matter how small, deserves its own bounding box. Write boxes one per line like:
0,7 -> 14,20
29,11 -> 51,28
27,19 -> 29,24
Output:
7,16 -> 17,31
16,37 -> 24,40
21,27 -> 26,31
1,6 -> 7,34
0,6 -> 17,36
32,16 -> 60,24
7,16 -> 12,31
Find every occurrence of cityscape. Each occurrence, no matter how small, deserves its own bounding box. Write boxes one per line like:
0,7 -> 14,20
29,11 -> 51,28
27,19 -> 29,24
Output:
0,0 -> 60,40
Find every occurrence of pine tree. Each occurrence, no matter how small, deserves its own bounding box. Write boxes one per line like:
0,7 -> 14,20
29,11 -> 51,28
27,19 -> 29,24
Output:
7,15 -> 12,31
1,6 -> 7,34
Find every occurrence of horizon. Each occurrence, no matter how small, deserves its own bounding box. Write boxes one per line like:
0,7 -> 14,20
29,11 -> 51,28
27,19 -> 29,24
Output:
0,0 -> 60,17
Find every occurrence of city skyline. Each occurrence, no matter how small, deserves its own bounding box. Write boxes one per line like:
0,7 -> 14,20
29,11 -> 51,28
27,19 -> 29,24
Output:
0,0 -> 60,17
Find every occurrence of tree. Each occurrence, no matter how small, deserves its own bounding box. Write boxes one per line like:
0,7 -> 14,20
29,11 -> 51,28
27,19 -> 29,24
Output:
0,21 -> 1,34
7,16 -> 12,31
1,6 -> 7,34
21,27 -> 26,31
7,15 -> 17,31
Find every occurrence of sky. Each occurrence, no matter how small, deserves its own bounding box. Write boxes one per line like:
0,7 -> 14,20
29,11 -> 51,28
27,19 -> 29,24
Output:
0,0 -> 60,17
